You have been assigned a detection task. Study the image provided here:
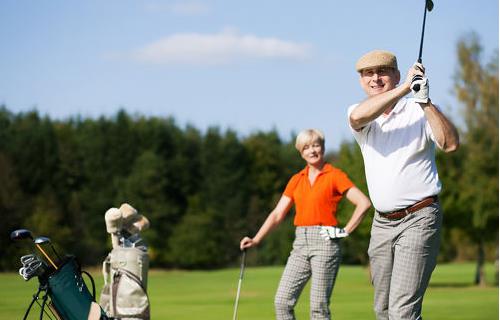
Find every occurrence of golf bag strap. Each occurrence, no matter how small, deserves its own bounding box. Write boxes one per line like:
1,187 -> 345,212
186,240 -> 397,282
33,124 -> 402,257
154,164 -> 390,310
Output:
82,270 -> 97,300
102,255 -> 111,287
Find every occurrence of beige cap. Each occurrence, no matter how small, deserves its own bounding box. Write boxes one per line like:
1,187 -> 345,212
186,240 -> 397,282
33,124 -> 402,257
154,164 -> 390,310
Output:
355,50 -> 398,72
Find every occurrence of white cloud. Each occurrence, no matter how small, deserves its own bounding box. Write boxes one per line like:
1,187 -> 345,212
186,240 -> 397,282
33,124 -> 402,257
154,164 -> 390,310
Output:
133,28 -> 312,65
145,1 -> 210,16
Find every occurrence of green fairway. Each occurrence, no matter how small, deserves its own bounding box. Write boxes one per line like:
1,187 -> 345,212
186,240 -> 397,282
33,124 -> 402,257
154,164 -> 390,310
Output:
0,263 -> 497,319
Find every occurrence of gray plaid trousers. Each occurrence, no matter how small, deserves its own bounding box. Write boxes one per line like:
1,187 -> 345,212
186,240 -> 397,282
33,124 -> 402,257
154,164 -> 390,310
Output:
368,202 -> 442,320
274,226 -> 341,320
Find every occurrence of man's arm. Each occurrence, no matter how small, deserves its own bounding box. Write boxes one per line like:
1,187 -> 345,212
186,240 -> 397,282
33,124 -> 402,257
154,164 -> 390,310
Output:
349,65 -> 422,130
349,85 -> 409,130
421,100 -> 460,152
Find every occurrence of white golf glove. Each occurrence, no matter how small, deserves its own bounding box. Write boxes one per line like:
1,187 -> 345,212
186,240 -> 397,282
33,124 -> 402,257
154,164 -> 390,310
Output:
319,226 -> 349,240
410,75 -> 429,104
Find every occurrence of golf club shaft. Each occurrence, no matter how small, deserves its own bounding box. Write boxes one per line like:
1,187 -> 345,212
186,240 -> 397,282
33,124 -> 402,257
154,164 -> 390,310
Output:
417,0 -> 428,63
232,250 -> 246,320
232,278 -> 243,320
36,244 -> 58,270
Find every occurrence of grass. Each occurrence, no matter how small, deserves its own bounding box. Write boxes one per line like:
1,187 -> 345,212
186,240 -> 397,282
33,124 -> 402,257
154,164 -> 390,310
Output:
0,263 -> 497,319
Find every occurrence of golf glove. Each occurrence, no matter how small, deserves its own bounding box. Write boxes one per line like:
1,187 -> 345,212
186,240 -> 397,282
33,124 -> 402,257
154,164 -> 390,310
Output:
410,75 -> 429,103
319,226 -> 349,240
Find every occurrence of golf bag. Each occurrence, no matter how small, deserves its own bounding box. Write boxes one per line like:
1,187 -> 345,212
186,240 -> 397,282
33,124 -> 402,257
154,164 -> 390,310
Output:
47,255 -> 108,320
20,255 -> 107,320
100,203 -> 151,320
11,228 -> 108,320
100,247 -> 150,319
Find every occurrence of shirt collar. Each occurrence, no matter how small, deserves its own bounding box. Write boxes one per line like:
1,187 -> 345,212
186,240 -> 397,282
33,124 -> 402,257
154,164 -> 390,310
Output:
299,163 -> 333,176
392,97 -> 408,114
385,97 -> 408,117
378,97 -> 408,123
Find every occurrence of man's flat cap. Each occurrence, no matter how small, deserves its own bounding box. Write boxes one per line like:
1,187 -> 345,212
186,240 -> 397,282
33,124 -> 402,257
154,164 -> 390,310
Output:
355,50 -> 398,72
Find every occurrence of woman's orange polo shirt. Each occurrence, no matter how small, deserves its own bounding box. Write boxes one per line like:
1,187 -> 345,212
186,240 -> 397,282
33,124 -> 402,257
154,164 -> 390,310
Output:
283,163 -> 354,226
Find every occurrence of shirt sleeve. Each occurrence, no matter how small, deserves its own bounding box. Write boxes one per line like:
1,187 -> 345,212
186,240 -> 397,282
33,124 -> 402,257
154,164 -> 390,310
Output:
424,104 -> 440,144
347,103 -> 369,145
283,174 -> 300,200
333,169 -> 355,194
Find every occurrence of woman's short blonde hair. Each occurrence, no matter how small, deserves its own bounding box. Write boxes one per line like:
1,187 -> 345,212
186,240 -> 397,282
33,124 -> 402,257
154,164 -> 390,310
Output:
295,129 -> 325,152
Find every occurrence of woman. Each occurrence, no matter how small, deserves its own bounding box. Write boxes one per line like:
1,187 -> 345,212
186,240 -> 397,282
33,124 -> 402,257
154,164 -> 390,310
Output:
240,129 -> 371,320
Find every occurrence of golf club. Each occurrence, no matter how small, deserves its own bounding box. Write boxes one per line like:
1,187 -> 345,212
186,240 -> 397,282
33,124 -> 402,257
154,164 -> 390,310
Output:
35,236 -> 62,266
11,229 -> 34,241
20,254 -> 37,265
417,0 -> 434,63
232,249 -> 246,320
11,229 -> 59,270
19,254 -> 48,281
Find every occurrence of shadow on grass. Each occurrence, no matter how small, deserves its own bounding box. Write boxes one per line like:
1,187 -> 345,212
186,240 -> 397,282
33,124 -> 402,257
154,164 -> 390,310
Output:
428,282 -> 474,288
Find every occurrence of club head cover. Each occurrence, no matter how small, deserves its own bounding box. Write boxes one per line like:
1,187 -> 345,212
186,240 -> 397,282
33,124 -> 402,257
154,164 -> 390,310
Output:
105,207 -> 123,234
119,203 -> 140,226
125,215 -> 150,234
110,233 -> 120,249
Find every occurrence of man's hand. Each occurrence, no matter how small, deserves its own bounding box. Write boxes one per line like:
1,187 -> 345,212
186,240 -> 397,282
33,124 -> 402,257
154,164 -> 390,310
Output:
319,226 -> 349,240
411,75 -> 429,103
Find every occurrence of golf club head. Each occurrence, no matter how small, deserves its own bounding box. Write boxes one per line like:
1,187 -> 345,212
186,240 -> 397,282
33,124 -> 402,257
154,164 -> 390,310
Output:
34,236 -> 63,268
426,0 -> 434,12
34,236 -> 51,245
20,254 -> 38,265
10,229 -> 34,241
19,259 -> 48,281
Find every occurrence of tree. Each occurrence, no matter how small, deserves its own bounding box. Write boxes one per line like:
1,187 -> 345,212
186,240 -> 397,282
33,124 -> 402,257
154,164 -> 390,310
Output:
454,32 -> 499,285
331,141 -> 372,264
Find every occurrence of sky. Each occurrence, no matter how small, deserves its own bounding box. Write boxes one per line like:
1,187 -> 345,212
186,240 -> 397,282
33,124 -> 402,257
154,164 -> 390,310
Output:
0,0 -> 498,151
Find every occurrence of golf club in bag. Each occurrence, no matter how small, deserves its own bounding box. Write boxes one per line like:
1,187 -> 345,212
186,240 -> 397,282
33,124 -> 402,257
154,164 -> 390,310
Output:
100,203 -> 151,320
11,228 -> 108,320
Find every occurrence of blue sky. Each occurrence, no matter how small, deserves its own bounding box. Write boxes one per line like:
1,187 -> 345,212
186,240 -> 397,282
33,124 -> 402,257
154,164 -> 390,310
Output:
1,0 -> 498,151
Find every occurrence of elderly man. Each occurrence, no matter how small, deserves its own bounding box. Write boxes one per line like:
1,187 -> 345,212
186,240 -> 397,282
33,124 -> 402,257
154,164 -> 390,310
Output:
347,50 -> 459,320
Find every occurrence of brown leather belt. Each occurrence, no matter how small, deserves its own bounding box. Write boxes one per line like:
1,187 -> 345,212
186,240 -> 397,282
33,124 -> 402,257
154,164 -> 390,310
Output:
379,196 -> 438,220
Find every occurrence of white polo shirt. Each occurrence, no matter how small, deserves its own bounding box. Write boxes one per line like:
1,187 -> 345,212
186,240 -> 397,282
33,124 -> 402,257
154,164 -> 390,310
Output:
347,97 -> 441,212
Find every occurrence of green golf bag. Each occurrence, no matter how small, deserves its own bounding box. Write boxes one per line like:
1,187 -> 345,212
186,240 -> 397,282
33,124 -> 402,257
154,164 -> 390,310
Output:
47,256 -> 108,320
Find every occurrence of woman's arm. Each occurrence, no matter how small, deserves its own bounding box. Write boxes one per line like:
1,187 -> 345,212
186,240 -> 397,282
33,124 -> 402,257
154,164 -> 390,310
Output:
240,195 -> 293,250
343,187 -> 371,234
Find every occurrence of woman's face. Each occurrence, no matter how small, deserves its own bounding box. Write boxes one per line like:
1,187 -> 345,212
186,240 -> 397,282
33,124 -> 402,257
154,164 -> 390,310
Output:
300,140 -> 324,166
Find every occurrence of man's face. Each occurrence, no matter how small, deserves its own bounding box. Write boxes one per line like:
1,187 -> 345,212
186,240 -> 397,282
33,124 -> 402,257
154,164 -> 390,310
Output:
359,66 -> 400,97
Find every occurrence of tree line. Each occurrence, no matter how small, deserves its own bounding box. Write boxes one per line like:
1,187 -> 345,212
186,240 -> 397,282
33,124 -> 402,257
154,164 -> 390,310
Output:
1,34 -> 497,284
